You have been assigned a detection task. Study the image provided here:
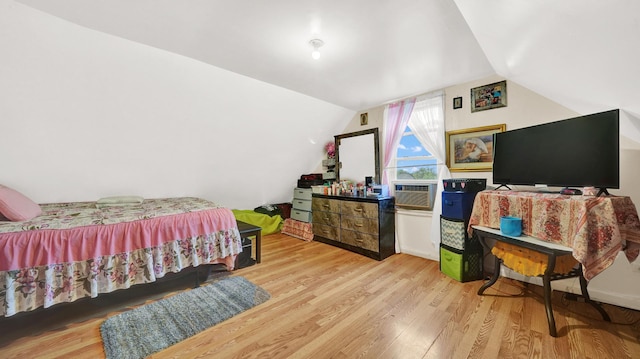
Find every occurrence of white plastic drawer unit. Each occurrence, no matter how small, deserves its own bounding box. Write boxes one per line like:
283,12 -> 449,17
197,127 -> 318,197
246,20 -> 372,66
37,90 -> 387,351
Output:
292,187 -> 312,223
291,208 -> 312,223
292,198 -> 312,212
293,188 -> 313,201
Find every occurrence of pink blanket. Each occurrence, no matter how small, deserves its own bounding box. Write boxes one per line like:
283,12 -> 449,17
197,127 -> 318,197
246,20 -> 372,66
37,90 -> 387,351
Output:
0,197 -> 241,317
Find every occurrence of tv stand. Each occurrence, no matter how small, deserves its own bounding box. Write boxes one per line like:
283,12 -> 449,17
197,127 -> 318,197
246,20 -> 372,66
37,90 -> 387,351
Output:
472,226 -> 610,337
467,189 -> 640,336
494,184 -> 511,190
597,188 -> 610,197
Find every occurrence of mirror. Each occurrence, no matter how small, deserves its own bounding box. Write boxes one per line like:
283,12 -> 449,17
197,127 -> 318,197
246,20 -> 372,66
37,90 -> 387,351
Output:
335,128 -> 380,184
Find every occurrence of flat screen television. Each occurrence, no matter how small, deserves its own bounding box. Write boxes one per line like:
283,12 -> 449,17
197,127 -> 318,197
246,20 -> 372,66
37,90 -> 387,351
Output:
492,109 -> 619,196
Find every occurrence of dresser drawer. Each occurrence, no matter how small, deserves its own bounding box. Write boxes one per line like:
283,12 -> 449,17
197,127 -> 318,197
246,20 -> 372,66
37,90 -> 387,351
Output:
312,211 -> 340,227
291,209 -> 312,223
292,198 -> 312,212
313,223 -> 340,241
341,216 -> 379,235
341,201 -> 378,218
293,187 -> 313,200
312,197 -> 340,213
341,229 -> 379,253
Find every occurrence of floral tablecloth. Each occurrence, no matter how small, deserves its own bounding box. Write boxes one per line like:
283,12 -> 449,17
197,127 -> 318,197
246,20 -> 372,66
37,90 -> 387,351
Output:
468,190 -> 640,280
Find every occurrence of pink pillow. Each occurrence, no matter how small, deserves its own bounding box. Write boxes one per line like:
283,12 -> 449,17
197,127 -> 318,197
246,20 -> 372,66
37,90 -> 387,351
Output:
0,185 -> 42,221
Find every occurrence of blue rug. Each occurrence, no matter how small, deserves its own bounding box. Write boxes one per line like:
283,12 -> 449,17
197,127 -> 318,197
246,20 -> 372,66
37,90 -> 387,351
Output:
100,276 -> 270,359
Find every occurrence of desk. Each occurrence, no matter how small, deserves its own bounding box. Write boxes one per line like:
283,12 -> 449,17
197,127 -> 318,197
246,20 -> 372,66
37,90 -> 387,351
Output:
468,190 -> 640,280
473,225 -> 610,337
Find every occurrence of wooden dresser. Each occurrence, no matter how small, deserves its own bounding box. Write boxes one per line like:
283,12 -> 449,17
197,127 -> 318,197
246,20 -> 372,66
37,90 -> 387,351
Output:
311,194 -> 395,260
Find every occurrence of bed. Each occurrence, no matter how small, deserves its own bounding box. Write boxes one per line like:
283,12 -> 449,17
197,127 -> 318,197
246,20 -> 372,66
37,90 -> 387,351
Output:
0,196 -> 242,317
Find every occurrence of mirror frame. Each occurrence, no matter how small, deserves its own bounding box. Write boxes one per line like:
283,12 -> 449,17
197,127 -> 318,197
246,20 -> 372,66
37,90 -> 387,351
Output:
334,128 -> 380,184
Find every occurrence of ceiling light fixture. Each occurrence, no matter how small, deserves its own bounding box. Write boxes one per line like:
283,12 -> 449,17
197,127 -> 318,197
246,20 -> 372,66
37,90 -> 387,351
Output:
309,39 -> 324,60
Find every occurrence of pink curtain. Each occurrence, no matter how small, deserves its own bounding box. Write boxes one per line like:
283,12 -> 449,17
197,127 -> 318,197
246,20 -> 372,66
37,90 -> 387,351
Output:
382,98 -> 416,184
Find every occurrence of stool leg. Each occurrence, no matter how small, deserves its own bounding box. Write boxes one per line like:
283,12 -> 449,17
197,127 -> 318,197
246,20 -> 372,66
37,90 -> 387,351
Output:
256,231 -> 262,264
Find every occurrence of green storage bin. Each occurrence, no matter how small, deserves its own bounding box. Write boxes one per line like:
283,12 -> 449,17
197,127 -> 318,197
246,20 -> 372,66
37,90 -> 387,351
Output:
440,244 -> 483,282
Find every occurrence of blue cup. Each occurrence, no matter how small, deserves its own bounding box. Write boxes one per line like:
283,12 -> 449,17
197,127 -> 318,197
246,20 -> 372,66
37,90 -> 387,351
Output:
500,216 -> 522,236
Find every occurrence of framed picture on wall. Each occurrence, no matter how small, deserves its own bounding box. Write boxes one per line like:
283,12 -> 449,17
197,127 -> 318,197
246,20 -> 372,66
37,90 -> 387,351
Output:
360,112 -> 368,126
446,124 -> 506,172
471,80 -> 507,112
453,96 -> 462,109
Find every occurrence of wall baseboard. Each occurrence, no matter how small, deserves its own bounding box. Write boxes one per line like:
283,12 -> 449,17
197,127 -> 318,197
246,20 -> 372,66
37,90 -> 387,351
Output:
397,248 -> 439,262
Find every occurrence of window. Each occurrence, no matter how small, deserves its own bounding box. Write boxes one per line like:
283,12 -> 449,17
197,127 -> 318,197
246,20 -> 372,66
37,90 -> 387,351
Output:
395,127 -> 438,180
383,91 -> 445,186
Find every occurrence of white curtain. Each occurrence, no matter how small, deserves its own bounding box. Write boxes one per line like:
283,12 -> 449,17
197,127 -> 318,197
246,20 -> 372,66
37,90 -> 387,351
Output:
382,99 -> 416,185
407,91 -> 450,248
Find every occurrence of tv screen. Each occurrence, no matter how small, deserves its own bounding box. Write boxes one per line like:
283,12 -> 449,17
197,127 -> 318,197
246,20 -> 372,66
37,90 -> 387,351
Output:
492,109 -> 619,193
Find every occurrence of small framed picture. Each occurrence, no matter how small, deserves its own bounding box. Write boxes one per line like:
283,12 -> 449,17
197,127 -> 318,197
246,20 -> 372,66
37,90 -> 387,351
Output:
453,97 -> 462,109
360,112 -> 368,126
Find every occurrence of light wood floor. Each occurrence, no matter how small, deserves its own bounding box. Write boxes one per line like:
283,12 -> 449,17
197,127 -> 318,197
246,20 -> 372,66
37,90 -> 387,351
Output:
1,233 -> 639,358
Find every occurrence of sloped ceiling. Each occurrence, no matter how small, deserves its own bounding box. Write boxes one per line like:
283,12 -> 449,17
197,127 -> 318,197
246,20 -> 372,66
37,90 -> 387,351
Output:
14,0 -> 493,111
15,0 -> 640,122
456,0 -> 640,134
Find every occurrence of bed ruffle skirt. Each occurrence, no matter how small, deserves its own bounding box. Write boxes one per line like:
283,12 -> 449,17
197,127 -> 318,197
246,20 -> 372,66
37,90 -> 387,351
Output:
1,230 -> 240,317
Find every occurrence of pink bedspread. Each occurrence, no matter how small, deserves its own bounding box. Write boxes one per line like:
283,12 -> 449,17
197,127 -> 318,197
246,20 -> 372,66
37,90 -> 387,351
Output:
468,190 -> 640,280
0,197 -> 241,317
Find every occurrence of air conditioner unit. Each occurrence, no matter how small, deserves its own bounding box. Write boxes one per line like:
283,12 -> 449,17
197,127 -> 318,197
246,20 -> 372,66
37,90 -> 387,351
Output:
394,183 -> 437,210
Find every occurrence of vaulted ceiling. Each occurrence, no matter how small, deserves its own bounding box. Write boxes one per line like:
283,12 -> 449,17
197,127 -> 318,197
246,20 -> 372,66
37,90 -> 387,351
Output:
16,0 -> 640,121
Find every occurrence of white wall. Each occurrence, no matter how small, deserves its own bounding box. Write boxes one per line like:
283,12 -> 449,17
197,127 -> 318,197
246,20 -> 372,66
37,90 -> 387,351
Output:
340,75 -> 640,310
0,1 -> 354,210
395,209 -> 438,261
